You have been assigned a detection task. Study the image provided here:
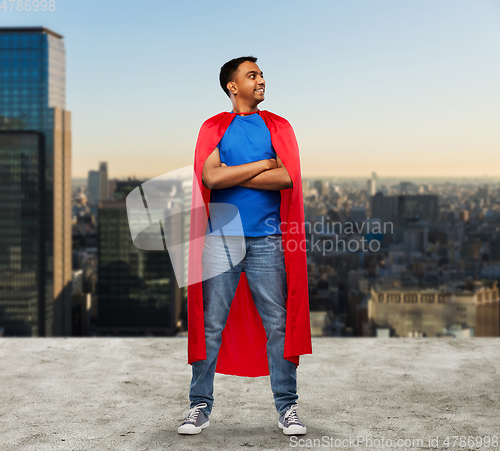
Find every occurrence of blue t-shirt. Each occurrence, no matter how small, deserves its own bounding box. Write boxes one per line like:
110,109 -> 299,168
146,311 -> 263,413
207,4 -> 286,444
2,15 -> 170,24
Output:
205,112 -> 282,237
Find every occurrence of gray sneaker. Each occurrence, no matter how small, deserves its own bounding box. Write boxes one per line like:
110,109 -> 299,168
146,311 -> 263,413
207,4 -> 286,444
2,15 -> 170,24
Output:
178,402 -> 210,435
278,404 -> 307,435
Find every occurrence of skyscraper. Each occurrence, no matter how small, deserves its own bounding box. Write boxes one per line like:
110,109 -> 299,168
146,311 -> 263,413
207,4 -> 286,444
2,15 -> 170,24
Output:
0,27 -> 72,336
87,162 -> 109,206
366,178 -> 376,196
87,169 -> 101,206
99,162 -> 109,201
97,198 -> 182,335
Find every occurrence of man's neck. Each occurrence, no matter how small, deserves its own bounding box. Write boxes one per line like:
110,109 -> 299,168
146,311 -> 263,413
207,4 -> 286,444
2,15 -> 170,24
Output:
233,108 -> 259,115
231,100 -> 260,115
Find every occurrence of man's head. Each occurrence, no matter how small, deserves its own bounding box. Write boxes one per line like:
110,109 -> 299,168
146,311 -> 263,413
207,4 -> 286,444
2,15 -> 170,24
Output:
219,56 -> 265,107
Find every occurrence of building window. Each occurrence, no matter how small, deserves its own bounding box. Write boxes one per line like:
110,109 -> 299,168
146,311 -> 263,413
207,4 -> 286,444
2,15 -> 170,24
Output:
404,294 -> 418,303
378,293 -> 384,302
422,294 -> 435,303
387,294 -> 401,303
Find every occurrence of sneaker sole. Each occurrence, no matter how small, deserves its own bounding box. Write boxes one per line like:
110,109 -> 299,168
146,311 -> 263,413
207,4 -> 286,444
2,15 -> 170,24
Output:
178,421 -> 210,435
278,421 -> 306,435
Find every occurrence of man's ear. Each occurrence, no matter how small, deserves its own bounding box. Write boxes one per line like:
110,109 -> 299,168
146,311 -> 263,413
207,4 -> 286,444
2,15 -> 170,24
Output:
227,81 -> 237,96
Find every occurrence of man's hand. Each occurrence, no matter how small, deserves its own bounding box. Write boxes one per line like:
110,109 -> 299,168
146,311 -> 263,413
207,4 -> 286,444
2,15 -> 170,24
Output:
267,158 -> 278,169
238,153 -> 293,190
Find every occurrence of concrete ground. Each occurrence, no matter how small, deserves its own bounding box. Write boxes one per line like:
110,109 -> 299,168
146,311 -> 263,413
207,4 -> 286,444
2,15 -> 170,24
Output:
0,337 -> 499,451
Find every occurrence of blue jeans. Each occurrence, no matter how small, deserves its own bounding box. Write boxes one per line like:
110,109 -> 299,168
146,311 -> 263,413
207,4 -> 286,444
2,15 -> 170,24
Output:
189,234 -> 298,417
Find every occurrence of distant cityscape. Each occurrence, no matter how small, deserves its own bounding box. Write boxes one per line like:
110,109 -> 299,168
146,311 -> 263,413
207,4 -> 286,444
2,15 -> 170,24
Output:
1,27 -> 499,339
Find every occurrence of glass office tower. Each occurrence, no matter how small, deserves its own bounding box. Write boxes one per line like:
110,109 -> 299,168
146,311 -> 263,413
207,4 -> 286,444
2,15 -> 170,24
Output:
0,27 -> 72,336
97,200 -> 182,335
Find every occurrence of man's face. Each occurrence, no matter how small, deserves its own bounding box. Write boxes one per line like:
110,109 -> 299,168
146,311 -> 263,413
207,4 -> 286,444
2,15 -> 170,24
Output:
228,61 -> 265,104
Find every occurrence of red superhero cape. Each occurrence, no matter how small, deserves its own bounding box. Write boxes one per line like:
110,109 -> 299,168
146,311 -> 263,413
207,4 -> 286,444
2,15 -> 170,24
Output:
187,109 -> 312,377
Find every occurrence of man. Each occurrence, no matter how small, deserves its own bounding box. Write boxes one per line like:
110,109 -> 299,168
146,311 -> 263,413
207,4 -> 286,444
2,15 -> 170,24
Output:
178,56 -> 311,436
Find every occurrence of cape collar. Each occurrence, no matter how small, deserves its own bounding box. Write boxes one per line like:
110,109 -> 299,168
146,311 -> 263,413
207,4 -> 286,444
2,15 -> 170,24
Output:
230,109 -> 261,117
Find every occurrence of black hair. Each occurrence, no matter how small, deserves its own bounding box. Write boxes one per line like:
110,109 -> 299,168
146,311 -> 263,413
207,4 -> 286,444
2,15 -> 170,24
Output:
219,56 -> 258,98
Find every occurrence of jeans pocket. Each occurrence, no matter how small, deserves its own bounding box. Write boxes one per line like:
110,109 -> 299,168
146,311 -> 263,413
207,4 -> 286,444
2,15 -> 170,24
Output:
262,234 -> 284,258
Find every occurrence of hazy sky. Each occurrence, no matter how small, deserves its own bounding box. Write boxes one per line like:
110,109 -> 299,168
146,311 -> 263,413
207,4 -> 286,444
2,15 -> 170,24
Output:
4,0 -> 500,178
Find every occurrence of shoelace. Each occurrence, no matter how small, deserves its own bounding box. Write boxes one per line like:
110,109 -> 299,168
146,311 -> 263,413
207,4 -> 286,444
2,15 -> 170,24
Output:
185,404 -> 206,424
285,405 -> 301,425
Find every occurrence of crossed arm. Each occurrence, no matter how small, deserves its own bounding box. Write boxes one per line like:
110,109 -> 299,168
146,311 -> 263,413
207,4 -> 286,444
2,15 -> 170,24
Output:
202,147 -> 293,191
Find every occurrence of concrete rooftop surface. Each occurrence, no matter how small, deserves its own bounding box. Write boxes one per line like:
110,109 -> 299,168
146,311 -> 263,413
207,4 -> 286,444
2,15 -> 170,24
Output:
0,338 -> 499,451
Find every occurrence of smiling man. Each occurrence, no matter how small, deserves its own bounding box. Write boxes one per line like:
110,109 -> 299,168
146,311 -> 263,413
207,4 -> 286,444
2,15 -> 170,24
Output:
179,56 -> 312,436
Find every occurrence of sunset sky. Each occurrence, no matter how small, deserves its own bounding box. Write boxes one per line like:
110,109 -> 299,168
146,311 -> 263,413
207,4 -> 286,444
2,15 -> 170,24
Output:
4,0 -> 500,179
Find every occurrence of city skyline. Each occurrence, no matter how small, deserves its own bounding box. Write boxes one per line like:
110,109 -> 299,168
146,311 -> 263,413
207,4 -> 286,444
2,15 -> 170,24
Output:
2,0 -> 499,178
